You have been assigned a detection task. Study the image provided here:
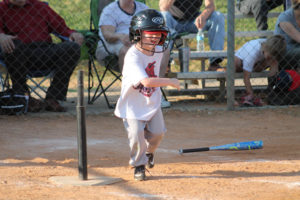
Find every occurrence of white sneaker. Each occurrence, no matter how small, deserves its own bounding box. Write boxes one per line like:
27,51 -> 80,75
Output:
161,96 -> 171,108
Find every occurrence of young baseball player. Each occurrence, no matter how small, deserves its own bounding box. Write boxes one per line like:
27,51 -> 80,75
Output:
234,34 -> 286,106
114,9 -> 180,181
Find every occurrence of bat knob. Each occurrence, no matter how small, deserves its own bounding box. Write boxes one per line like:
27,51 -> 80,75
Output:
178,149 -> 183,155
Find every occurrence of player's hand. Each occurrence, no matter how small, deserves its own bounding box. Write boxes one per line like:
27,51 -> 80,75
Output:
0,33 -> 17,54
69,32 -> 84,46
170,78 -> 180,90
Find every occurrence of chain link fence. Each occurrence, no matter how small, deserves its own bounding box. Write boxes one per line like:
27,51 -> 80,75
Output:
0,0 -> 299,113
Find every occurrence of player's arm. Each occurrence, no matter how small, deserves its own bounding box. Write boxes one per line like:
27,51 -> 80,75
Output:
279,21 -> 300,43
140,77 -> 180,90
195,0 -> 216,29
243,70 -> 253,96
159,0 -> 175,11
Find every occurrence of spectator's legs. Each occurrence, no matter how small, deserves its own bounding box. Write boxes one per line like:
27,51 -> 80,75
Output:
3,40 -> 30,94
118,45 -> 131,72
253,0 -> 274,30
237,0 -> 252,15
160,11 -> 179,35
238,0 -> 282,31
96,40 -> 126,72
95,42 -> 109,64
45,42 -> 80,101
205,11 -> 225,64
266,0 -> 284,10
3,41 -> 80,107
173,11 -> 225,66
238,0 -> 267,30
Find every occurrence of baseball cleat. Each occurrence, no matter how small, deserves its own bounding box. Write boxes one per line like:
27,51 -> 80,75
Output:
134,165 -> 146,181
146,153 -> 154,168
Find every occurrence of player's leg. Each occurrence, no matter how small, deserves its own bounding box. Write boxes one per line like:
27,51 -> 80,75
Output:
144,108 -> 166,168
123,119 -> 148,180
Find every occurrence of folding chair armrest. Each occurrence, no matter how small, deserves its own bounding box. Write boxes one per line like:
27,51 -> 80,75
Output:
77,30 -> 99,49
76,29 -> 99,60
51,32 -> 70,42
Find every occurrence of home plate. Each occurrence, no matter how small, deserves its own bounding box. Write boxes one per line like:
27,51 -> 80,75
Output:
49,176 -> 123,186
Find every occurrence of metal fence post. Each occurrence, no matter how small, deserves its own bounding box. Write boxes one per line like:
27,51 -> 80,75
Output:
227,0 -> 235,110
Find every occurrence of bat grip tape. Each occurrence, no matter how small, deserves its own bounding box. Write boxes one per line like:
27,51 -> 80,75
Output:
181,147 -> 210,153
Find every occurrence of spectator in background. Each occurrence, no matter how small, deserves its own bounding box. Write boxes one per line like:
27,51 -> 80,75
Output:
95,0 -> 172,108
95,0 -> 149,73
0,0 -> 83,112
274,0 -> 300,71
159,0 -> 225,71
234,35 -> 286,106
236,0 -> 284,31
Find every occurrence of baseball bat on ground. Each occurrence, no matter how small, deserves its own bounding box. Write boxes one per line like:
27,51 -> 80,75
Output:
179,140 -> 263,154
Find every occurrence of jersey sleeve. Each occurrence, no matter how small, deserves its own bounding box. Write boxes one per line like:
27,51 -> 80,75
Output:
99,4 -> 117,27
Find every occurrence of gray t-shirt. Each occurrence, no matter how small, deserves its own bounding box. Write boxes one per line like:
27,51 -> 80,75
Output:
274,8 -> 300,49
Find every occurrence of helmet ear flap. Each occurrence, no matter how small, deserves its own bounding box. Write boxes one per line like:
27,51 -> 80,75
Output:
134,30 -> 141,42
129,28 -> 141,43
158,31 -> 168,45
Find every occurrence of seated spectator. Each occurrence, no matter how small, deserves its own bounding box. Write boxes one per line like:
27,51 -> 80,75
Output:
234,35 -> 286,106
95,0 -> 172,108
267,69 -> 300,105
236,0 -> 284,31
95,0 -> 149,73
274,0 -> 300,71
0,0 -> 83,112
159,0 -> 225,71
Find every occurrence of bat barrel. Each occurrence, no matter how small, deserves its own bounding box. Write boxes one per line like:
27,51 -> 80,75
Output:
210,140 -> 263,150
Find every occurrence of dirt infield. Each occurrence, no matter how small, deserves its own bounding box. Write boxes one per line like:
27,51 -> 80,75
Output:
0,106 -> 300,200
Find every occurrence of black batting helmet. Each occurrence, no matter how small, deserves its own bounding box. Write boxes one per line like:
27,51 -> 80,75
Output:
129,9 -> 169,52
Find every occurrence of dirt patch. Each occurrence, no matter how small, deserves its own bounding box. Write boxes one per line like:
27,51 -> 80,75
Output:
0,107 -> 300,200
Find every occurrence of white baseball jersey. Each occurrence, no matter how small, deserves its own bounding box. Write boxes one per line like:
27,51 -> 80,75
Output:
114,45 -> 163,121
